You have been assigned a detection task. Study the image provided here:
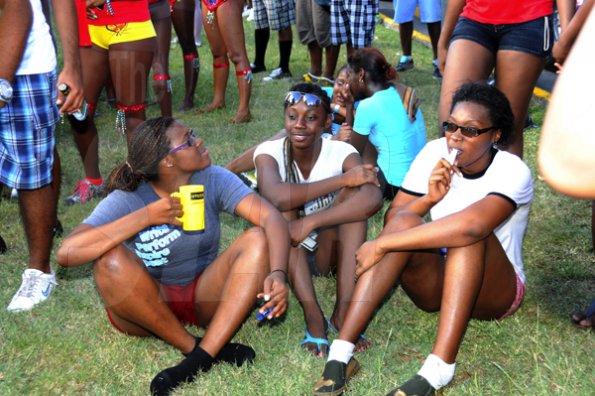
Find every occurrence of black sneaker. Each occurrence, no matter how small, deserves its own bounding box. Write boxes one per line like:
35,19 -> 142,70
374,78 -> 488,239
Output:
250,63 -> 267,74
396,58 -> 414,72
385,374 -> 436,396
313,358 -> 360,396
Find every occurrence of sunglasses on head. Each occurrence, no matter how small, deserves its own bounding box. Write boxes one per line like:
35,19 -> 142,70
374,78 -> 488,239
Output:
442,121 -> 495,138
169,129 -> 197,154
284,91 -> 323,107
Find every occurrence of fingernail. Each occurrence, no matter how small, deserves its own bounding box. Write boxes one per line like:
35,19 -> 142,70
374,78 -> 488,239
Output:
264,294 -> 270,301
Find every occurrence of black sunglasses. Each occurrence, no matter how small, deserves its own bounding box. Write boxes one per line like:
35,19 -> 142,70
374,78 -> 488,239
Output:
442,121 -> 495,138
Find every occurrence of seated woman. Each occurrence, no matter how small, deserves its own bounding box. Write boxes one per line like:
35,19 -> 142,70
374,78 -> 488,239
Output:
225,66 -> 359,176
346,48 -> 427,201
254,83 -> 383,356
56,117 -> 289,395
313,82 -> 533,395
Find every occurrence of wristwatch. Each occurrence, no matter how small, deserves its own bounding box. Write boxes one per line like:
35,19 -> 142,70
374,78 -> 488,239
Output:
0,79 -> 13,105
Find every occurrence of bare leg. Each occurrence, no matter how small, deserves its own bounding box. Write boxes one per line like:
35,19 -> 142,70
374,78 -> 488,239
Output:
323,45 -> 340,80
398,21 -> 413,57
173,0 -> 199,111
200,2 -> 229,112
308,41 -> 323,77
151,15 -> 173,116
427,21 -> 441,59
109,37 -> 156,140
494,50 -> 545,158
18,184 -> 57,274
215,0 -> 252,123
193,227 -> 270,357
438,39 -> 494,137
93,245 -> 196,353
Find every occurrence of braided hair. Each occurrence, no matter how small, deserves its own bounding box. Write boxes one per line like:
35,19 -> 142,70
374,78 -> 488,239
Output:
282,83 -> 331,184
106,117 -> 176,193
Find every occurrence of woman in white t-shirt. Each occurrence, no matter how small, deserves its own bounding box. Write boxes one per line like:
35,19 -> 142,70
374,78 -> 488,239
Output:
314,82 -> 533,395
254,83 -> 383,356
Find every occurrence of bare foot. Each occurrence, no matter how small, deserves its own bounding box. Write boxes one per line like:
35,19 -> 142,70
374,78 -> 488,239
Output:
231,109 -> 252,124
194,102 -> 225,115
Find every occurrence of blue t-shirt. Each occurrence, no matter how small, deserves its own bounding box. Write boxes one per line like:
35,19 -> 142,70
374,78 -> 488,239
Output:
84,166 -> 252,286
321,86 -> 360,138
353,86 -> 426,187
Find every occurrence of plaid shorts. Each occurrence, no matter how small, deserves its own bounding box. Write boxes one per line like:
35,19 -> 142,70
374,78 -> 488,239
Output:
330,0 -> 378,47
252,0 -> 296,31
0,70 -> 58,190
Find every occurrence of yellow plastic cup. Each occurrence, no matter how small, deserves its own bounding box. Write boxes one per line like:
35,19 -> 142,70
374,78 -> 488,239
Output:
171,185 -> 205,233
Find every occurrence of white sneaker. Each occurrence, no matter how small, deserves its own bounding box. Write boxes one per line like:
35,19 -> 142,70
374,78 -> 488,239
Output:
7,268 -> 57,312
263,67 -> 292,82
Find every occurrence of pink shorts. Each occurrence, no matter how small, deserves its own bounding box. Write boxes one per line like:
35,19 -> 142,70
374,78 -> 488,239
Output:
497,274 -> 525,320
106,274 -> 202,334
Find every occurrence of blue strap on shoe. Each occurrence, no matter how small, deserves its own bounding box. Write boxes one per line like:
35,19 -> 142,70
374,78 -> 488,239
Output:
301,329 -> 329,353
327,319 -> 368,341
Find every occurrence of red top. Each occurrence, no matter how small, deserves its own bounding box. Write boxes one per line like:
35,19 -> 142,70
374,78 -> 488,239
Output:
87,0 -> 151,26
461,0 -> 553,25
76,0 -> 91,47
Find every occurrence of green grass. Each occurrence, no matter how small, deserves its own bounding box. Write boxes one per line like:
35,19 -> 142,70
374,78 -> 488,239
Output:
1,20 -> 594,395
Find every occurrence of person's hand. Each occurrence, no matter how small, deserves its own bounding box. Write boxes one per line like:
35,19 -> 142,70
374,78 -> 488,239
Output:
355,240 -> 385,278
341,164 -> 380,188
257,270 -> 289,319
427,158 -> 460,205
437,37 -> 449,75
288,217 -> 313,247
336,123 -> 352,142
86,0 -> 106,8
338,82 -> 355,107
554,62 -> 564,74
145,196 -> 184,227
552,40 -> 571,68
56,67 -> 84,115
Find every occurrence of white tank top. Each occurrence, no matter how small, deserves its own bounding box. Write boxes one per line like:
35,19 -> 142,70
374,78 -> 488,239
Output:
17,0 -> 57,75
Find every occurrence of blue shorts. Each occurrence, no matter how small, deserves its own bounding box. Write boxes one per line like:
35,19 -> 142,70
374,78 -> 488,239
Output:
393,0 -> 441,24
450,16 -> 553,59
0,70 -> 58,190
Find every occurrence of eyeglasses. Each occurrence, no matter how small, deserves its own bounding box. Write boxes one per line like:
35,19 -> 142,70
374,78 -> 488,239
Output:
284,91 -> 324,107
169,129 -> 197,154
442,121 -> 495,138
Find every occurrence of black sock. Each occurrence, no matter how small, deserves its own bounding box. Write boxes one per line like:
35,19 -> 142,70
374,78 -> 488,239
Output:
254,28 -> 270,69
150,342 -> 214,396
216,343 -> 256,367
279,40 -> 292,73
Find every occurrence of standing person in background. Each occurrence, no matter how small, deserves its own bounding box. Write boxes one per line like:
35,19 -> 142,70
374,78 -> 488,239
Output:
251,0 -> 295,81
194,0 -> 203,46
437,0 -> 557,158
539,1 -> 595,331
172,0 -> 200,111
65,0 -> 156,205
3,0 -> 83,312
393,0 -> 443,79
199,0 -> 252,123
329,0 -> 379,56
296,0 -> 340,86
150,0 -> 174,116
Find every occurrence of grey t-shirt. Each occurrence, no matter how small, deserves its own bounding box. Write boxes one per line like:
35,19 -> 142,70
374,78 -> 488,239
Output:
84,165 -> 252,286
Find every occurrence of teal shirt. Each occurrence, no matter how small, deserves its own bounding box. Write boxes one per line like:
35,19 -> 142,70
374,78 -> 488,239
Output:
353,86 -> 426,187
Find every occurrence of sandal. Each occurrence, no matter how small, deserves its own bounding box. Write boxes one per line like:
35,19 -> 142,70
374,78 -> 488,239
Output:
570,298 -> 595,330
301,329 -> 329,355
385,375 -> 436,396
327,319 -> 370,351
313,358 -> 360,396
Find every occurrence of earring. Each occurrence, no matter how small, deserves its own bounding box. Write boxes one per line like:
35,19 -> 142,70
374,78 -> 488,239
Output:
492,141 -> 498,149
359,78 -> 364,85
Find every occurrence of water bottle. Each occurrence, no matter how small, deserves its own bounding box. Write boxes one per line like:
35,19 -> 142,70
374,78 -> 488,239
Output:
58,83 -> 88,121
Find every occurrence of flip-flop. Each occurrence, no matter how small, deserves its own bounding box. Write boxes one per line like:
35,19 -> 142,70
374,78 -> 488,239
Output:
327,319 -> 369,343
301,329 -> 329,355
570,298 -> 595,330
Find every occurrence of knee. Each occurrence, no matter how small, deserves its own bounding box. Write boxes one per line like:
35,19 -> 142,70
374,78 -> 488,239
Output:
239,227 -> 268,270
93,247 -> 127,282
227,50 -> 246,67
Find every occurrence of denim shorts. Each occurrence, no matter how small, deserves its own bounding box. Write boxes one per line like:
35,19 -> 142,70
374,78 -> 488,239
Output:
450,15 -> 553,59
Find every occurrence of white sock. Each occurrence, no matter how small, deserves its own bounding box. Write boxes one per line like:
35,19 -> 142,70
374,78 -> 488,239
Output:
417,354 -> 456,390
327,339 -> 355,365
432,58 -> 439,66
